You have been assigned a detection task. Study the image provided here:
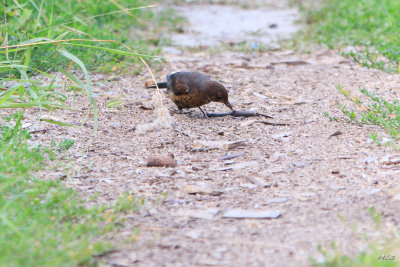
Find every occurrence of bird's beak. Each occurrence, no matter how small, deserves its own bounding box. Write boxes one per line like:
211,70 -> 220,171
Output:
226,101 -> 233,111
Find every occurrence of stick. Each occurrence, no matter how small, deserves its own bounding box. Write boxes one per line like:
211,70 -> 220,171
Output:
255,121 -> 290,126
206,110 -> 273,118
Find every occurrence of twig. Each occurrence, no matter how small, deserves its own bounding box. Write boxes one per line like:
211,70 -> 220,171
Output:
255,121 -> 290,126
206,110 -> 273,118
29,129 -> 49,134
247,176 -> 271,188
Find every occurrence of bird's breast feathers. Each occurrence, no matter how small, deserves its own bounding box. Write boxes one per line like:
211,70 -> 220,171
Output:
168,91 -> 210,109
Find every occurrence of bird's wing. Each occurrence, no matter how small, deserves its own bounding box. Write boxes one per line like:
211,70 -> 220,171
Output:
168,73 -> 191,95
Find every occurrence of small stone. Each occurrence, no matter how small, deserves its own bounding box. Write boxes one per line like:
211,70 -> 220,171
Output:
110,122 -> 122,129
222,209 -> 281,219
149,208 -> 158,215
247,176 -> 270,188
240,183 -> 258,189
174,209 -> 220,220
213,161 -> 258,171
272,132 -> 292,139
184,229 -> 202,239
330,185 -> 345,190
192,140 -> 246,151
292,161 -> 308,168
364,156 -> 377,164
182,185 -> 223,196
266,198 -> 288,203
219,153 -> 245,161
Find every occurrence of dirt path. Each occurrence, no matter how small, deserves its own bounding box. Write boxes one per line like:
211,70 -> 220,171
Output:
26,49 -> 400,267
19,2 -> 400,267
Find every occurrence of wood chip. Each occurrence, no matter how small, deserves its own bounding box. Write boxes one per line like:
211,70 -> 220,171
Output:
224,140 -> 247,150
219,153 -> 245,161
271,60 -> 310,66
222,209 -> 281,219
247,176 -> 270,188
329,131 -> 342,138
174,209 -> 220,220
146,154 -> 176,167
272,131 -> 292,139
144,80 -> 155,88
213,161 -> 258,172
380,154 -> 400,165
192,140 -> 247,151
182,185 -> 223,196
266,198 -> 288,203
139,102 -> 154,110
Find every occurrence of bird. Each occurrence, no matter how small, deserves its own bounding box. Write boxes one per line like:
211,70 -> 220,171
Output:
148,72 -> 233,118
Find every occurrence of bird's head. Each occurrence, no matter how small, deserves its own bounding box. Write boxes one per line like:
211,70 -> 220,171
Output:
207,81 -> 234,111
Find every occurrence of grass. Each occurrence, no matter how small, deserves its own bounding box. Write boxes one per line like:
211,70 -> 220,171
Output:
0,1 -> 182,266
0,112 -> 140,266
311,244 -> 399,267
292,0 -> 400,72
1,1 -> 183,73
324,85 -> 400,147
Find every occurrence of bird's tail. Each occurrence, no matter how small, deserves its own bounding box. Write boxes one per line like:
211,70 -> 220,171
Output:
147,82 -> 167,89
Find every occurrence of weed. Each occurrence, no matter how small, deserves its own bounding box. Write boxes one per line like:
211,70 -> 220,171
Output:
368,207 -> 382,229
327,85 -> 400,146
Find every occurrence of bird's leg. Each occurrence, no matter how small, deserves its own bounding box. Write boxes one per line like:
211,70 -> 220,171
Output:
199,107 -> 209,119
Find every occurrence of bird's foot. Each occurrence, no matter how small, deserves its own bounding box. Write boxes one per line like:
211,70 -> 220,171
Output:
199,107 -> 210,119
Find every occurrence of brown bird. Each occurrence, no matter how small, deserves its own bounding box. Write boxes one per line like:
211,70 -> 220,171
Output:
149,72 -> 233,118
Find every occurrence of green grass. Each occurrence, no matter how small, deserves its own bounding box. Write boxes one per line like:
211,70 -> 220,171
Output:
293,0 -> 400,72
0,1 -> 181,266
311,244 -> 399,267
324,85 -> 400,147
0,112 -> 140,266
1,0 -> 183,73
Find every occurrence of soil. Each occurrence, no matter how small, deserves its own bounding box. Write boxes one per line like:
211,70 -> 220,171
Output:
10,2 -> 400,267
170,5 -> 299,47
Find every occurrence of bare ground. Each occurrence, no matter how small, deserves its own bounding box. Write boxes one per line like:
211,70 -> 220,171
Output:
14,48 -> 400,267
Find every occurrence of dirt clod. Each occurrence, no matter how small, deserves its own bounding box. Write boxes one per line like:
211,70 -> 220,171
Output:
146,154 -> 176,167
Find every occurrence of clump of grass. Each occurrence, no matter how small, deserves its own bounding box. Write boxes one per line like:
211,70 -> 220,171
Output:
311,243 -> 398,267
1,1 -> 182,72
0,112 -> 140,266
325,85 -> 400,146
292,0 -> 400,72
310,207 -> 400,267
